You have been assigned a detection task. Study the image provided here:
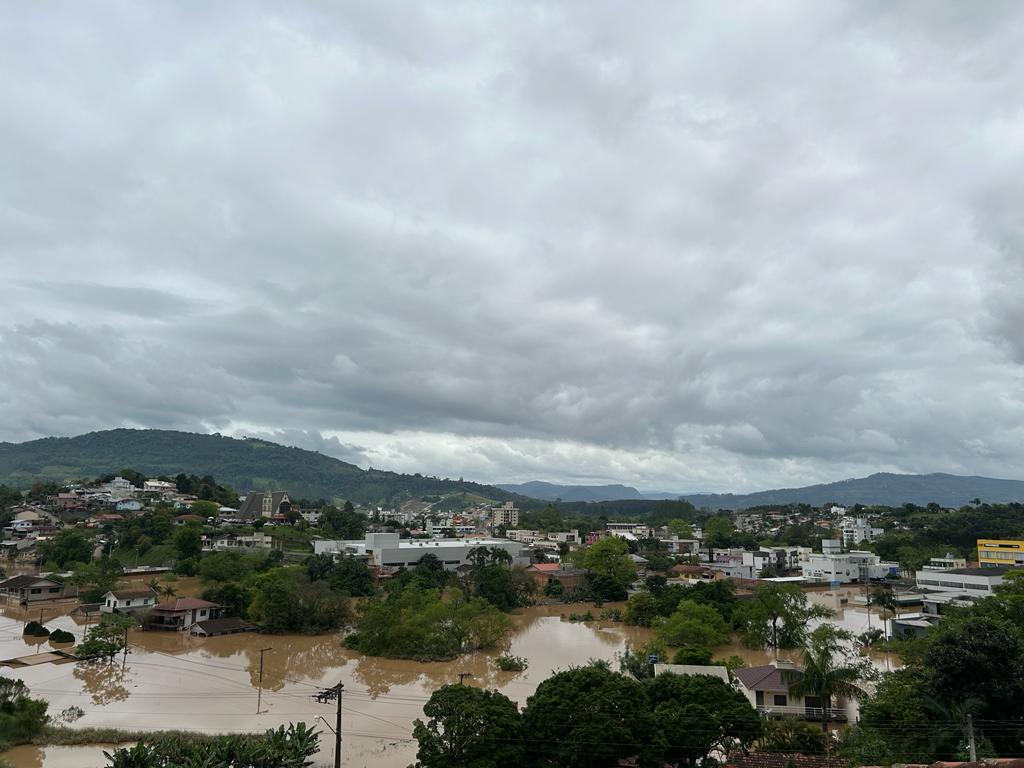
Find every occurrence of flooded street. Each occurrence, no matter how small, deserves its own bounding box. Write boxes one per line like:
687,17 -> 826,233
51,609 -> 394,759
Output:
0,589 -> 899,767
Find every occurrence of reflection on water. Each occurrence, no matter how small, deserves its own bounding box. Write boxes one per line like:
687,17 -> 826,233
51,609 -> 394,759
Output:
0,593 -> 903,768
73,662 -> 131,706
3,744 -> 111,768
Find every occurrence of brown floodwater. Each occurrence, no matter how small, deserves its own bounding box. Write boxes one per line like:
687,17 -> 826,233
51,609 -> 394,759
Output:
0,603 -> 653,768
0,588 -> 899,768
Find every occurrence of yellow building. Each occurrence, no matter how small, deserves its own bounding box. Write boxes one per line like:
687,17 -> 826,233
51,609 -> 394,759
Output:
977,539 -> 1024,567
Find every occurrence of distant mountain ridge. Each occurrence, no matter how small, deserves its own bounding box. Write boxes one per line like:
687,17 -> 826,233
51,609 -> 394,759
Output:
496,481 -> 679,503
505,472 -> 1024,509
0,429 -> 518,504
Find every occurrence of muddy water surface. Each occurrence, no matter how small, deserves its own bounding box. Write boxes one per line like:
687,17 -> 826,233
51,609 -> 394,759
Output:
0,604 -> 652,768
0,589 -> 900,768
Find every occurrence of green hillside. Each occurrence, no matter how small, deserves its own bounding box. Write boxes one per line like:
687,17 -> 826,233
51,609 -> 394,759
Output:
0,429 -> 518,504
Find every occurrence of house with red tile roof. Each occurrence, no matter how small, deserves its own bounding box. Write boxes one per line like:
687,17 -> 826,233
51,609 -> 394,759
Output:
148,597 -> 223,631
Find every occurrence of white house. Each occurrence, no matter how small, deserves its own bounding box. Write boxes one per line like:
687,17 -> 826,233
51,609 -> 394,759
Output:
101,588 -> 158,614
115,499 -> 143,512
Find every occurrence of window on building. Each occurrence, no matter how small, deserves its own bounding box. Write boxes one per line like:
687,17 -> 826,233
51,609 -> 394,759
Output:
773,694 -> 788,707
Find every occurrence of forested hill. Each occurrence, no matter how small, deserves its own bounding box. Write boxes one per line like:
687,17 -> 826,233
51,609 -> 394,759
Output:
497,481 -> 649,502
504,472 -> 1024,509
681,472 -> 1024,509
0,429 -> 519,504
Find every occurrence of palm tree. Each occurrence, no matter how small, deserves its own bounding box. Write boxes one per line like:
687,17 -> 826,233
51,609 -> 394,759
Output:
869,586 -> 898,639
785,625 -> 871,731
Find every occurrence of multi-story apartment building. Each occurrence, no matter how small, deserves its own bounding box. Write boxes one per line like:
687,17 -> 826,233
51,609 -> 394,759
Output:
491,501 -> 520,528
841,517 -> 884,546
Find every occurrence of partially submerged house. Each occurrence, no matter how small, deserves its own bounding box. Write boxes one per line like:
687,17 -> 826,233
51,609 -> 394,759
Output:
0,574 -> 66,605
148,597 -> 223,631
101,589 -> 158,615
526,563 -> 585,591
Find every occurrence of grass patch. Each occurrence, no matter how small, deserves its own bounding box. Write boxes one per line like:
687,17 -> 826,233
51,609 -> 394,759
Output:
108,544 -> 176,567
39,726 -> 227,747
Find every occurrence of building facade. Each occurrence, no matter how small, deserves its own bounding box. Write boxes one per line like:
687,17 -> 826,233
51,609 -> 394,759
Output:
977,539 -> 1024,567
490,502 -> 520,528
915,565 -> 1016,594
314,532 -> 524,570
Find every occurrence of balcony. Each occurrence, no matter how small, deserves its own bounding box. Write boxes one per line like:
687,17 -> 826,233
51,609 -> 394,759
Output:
756,704 -> 847,722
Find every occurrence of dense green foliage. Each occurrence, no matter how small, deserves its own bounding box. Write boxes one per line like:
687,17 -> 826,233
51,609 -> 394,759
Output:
344,583 -> 510,661
23,621 -> 49,638
321,502 -> 366,538
574,536 -> 637,601
868,501 -> 1024,568
412,665 -> 762,768
248,568 -> 351,634
77,615 -> 134,662
38,529 -> 93,568
0,678 -> 49,748
49,629 -> 75,644
71,557 -> 123,603
304,553 -> 374,597
518,664 -> 760,768
843,573 -> 1024,763
757,717 -> 830,754
655,600 -> 731,648
0,428 -> 524,503
734,583 -> 831,649
102,722 -> 319,768
412,685 -> 525,768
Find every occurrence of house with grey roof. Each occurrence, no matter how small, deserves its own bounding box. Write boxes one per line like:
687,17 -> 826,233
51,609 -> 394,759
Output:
733,661 -> 848,722
0,574 -> 66,604
101,588 -> 158,614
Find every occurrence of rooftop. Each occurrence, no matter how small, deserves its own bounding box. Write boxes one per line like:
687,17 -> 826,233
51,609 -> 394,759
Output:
944,566 -> 1020,576
152,597 -> 220,612
734,663 -> 803,691
0,574 -> 59,589
108,589 -> 158,601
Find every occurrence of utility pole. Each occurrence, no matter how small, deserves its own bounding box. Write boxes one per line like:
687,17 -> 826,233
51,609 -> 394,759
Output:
121,624 -> 129,670
256,647 -> 272,714
314,682 -> 343,768
967,714 -> 977,762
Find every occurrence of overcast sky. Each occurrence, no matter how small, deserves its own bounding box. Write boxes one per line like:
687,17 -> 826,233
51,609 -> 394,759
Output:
2,2 -> 1024,493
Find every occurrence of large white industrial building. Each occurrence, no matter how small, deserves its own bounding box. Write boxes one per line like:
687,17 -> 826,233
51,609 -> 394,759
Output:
313,532 -> 525,570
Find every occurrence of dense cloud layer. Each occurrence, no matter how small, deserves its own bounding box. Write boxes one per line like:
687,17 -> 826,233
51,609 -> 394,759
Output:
2,2 -> 1024,492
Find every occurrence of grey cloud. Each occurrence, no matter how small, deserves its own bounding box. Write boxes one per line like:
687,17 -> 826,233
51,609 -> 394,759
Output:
2,2 -> 1024,491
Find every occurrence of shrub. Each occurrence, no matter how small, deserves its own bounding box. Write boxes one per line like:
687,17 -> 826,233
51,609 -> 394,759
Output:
23,621 -> 49,638
49,629 -> 75,644
672,646 -> 713,665
566,611 -> 594,622
495,654 -> 528,672
344,584 -> 510,661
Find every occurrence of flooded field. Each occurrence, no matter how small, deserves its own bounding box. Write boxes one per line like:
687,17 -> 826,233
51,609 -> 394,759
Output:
0,588 -> 898,768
